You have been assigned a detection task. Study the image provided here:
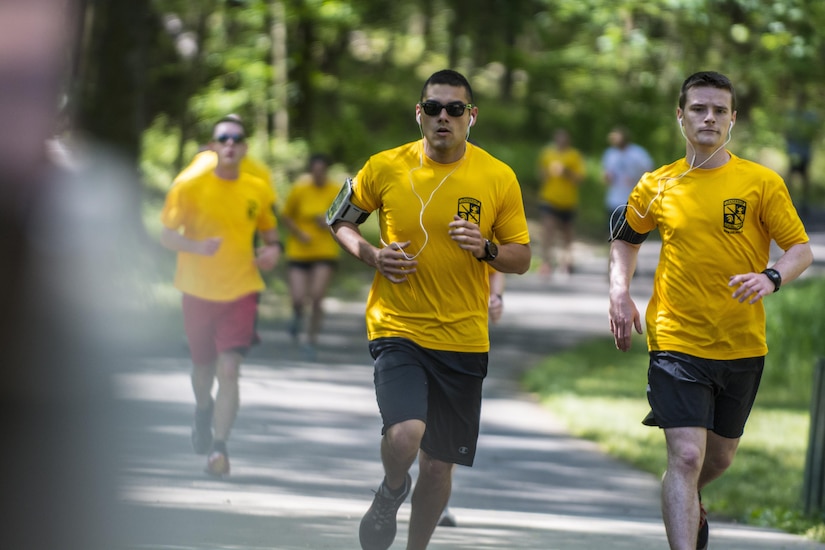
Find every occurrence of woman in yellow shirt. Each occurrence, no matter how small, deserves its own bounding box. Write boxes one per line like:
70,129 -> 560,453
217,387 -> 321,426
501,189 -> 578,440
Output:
280,154 -> 341,356
537,128 -> 585,277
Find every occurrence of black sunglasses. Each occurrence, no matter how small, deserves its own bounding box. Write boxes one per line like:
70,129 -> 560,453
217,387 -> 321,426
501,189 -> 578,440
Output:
215,133 -> 246,144
418,101 -> 473,117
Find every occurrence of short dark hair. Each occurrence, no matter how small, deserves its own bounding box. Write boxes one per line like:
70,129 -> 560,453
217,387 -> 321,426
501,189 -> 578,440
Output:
679,71 -> 736,111
611,125 -> 631,140
308,152 -> 331,169
420,69 -> 474,103
213,114 -> 247,135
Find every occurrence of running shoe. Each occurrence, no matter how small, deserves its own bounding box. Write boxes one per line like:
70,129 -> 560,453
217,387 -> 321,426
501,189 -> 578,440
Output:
359,473 -> 411,550
191,400 -> 214,455
438,505 -> 457,527
697,492 -> 708,550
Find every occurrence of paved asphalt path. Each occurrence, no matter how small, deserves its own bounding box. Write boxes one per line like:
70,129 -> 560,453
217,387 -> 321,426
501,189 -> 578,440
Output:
115,236 -> 825,550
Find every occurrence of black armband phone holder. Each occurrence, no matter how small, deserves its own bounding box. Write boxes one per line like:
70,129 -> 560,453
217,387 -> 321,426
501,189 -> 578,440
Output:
326,178 -> 371,226
609,206 -> 649,244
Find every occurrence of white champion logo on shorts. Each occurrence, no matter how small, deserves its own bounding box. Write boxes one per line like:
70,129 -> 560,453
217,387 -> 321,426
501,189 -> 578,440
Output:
458,446 -> 469,455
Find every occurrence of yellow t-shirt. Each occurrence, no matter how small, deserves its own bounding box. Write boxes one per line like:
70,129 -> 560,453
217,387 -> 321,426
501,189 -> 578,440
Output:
626,153 -> 809,359
538,146 -> 586,210
282,175 -> 342,261
161,170 -> 277,301
352,140 -> 531,352
175,151 -> 278,205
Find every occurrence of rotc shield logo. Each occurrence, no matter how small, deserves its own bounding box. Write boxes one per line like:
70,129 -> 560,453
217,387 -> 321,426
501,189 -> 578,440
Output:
247,199 -> 259,220
457,197 -> 481,224
723,198 -> 746,233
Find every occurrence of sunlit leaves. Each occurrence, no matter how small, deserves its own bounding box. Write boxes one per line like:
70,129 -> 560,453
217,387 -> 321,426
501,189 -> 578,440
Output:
133,0 -> 825,178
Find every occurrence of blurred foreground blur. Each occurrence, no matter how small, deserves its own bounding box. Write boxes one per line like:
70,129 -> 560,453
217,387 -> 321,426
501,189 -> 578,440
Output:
0,1 -> 144,548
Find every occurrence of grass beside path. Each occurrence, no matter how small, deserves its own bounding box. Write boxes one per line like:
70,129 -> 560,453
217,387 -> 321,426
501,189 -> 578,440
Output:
523,277 -> 825,542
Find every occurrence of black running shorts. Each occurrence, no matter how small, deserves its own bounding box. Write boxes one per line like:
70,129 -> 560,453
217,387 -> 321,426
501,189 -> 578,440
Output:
642,351 -> 764,439
368,337 -> 488,466
538,202 -> 577,224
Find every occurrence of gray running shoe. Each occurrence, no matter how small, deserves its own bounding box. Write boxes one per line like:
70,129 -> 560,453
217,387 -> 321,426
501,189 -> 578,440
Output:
359,473 -> 412,550
438,505 -> 457,527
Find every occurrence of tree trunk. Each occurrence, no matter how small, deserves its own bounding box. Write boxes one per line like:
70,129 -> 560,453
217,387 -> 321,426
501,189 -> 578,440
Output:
271,0 -> 289,144
77,0 -> 152,164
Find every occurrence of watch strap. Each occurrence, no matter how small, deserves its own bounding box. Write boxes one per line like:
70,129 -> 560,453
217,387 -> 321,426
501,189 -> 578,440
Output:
761,268 -> 782,292
477,239 -> 496,262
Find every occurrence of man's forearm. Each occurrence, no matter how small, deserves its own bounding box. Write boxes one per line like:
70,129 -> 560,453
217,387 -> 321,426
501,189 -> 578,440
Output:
331,221 -> 378,267
609,239 -> 640,296
160,227 -> 198,253
772,242 -> 813,285
487,243 -> 531,274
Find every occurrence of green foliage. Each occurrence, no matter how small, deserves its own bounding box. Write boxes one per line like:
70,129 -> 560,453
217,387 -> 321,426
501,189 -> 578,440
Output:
762,278 -> 825,407
122,0 -> 824,194
523,277 -> 825,539
132,0 -> 825,312
141,115 -> 194,195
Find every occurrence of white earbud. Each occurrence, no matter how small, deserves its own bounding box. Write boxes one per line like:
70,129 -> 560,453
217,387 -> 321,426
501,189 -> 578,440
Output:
416,113 -> 421,125
729,120 -> 734,132
677,117 -> 683,127
469,115 -> 475,127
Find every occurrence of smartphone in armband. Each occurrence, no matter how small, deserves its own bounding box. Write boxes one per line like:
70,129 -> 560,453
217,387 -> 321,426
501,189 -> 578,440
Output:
326,178 -> 371,226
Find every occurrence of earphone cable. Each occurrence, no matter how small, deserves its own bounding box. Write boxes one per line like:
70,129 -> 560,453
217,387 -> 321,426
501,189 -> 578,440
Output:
609,131 -> 732,238
380,140 -> 464,260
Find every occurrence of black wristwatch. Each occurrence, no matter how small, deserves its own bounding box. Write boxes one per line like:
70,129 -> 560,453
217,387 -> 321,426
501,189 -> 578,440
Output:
477,239 -> 498,262
761,268 -> 782,293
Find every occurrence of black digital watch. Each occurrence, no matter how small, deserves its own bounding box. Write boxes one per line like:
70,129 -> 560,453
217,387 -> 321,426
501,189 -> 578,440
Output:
761,268 -> 782,293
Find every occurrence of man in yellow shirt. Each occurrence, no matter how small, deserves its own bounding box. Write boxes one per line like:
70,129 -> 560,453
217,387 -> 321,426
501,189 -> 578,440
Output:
175,147 -> 274,195
536,128 -> 585,277
173,114 -> 277,207
330,69 -> 531,550
160,116 -> 281,476
608,72 -> 813,550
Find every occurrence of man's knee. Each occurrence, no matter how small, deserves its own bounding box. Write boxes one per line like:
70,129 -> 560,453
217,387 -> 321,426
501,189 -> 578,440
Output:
665,430 -> 706,473
669,444 -> 704,473
385,420 -> 426,456
192,362 -> 213,376
704,451 -> 734,476
418,451 -> 454,481
704,433 -> 739,474
216,353 -> 241,384
191,361 -> 216,382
